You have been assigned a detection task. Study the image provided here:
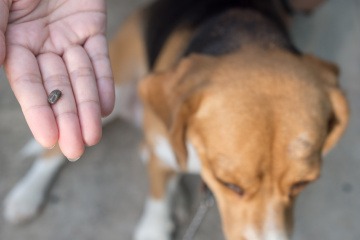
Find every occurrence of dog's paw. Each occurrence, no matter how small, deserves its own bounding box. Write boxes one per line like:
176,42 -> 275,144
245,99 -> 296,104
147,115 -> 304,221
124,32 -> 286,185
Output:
3,182 -> 44,224
134,199 -> 174,240
3,155 -> 65,224
134,224 -> 173,240
134,220 -> 173,240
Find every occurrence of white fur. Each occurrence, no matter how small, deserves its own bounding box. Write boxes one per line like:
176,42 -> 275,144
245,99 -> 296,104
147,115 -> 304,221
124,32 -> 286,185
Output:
153,137 -> 202,173
153,136 -> 179,170
139,145 -> 150,164
18,139 -> 43,159
134,175 -> 179,240
4,155 -> 65,224
115,85 -> 143,128
263,203 -> 288,240
244,224 -> 287,240
186,142 -> 201,173
243,203 -> 288,240
134,198 -> 174,240
244,227 -> 262,240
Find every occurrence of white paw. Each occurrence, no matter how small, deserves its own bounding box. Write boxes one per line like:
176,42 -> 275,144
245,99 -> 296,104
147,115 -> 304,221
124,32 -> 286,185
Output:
3,155 -> 65,224
134,219 -> 173,240
3,182 -> 44,224
134,199 -> 174,240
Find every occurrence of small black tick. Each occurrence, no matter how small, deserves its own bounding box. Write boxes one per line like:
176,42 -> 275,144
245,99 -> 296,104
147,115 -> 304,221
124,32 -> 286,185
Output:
48,89 -> 62,104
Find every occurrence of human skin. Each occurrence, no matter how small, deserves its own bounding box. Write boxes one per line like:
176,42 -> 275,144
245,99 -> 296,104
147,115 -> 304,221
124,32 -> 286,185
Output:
0,0 -> 114,160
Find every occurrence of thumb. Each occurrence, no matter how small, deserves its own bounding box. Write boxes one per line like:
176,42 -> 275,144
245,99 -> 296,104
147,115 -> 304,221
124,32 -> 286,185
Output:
0,0 -> 11,66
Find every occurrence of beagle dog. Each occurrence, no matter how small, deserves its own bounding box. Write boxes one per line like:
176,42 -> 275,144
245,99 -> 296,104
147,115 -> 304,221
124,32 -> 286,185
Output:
4,0 -> 348,239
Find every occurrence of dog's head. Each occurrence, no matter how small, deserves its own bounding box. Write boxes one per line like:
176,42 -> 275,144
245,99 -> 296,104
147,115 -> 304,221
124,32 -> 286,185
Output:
140,48 -> 348,240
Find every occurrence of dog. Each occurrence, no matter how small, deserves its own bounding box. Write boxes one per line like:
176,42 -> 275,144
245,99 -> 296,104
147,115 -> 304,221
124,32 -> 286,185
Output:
4,0 -> 348,239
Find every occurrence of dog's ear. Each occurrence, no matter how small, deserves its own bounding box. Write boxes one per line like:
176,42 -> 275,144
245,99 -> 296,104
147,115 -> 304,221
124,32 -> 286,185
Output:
139,54 -> 215,168
303,55 -> 349,155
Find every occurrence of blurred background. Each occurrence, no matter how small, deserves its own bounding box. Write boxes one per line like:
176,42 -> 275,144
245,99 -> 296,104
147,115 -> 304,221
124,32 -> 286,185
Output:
0,0 -> 359,239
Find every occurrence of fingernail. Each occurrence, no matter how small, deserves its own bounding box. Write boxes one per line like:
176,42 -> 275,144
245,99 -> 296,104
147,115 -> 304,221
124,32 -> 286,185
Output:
45,144 -> 56,150
67,156 -> 81,162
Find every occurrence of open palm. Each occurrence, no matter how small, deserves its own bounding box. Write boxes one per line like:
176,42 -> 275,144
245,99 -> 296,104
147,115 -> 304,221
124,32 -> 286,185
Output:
1,0 -> 114,159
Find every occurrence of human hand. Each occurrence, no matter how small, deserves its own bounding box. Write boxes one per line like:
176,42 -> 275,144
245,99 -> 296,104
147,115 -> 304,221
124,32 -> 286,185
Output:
0,0 -> 114,160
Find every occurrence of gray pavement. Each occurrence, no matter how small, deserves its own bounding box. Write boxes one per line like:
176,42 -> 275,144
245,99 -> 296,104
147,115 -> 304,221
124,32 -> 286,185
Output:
0,0 -> 359,239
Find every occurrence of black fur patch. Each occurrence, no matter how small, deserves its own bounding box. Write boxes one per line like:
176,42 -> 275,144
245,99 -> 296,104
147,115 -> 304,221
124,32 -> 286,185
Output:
184,9 -> 298,56
143,0 -> 299,69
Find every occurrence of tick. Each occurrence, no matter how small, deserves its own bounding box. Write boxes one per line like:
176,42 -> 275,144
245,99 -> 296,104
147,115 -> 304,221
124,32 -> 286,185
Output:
48,89 -> 62,104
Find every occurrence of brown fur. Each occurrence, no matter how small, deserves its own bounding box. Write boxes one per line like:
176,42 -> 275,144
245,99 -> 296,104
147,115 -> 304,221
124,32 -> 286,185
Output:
109,10 -> 148,87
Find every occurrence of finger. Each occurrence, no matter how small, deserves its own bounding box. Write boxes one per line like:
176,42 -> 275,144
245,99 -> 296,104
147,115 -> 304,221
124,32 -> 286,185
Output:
63,46 -> 102,146
38,53 -> 84,160
0,0 -> 10,65
4,45 -> 58,148
84,35 -> 115,117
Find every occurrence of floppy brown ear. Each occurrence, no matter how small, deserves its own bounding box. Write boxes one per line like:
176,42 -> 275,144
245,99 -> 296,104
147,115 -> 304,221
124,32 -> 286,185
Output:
139,54 -> 215,168
323,87 -> 349,155
303,55 -> 349,155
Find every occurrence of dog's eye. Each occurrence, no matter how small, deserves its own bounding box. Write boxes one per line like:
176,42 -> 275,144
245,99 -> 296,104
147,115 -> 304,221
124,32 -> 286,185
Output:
222,182 -> 244,196
290,181 -> 309,196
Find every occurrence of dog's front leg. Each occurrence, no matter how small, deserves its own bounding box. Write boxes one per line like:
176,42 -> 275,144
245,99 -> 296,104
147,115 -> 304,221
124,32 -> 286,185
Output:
3,144 -> 65,224
134,148 -> 178,240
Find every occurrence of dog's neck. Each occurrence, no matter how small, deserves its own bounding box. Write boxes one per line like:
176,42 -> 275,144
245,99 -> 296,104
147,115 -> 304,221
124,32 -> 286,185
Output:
184,8 -> 299,56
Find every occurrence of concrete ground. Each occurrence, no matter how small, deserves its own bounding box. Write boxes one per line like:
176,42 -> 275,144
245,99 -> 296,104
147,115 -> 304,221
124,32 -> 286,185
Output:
0,0 -> 359,239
